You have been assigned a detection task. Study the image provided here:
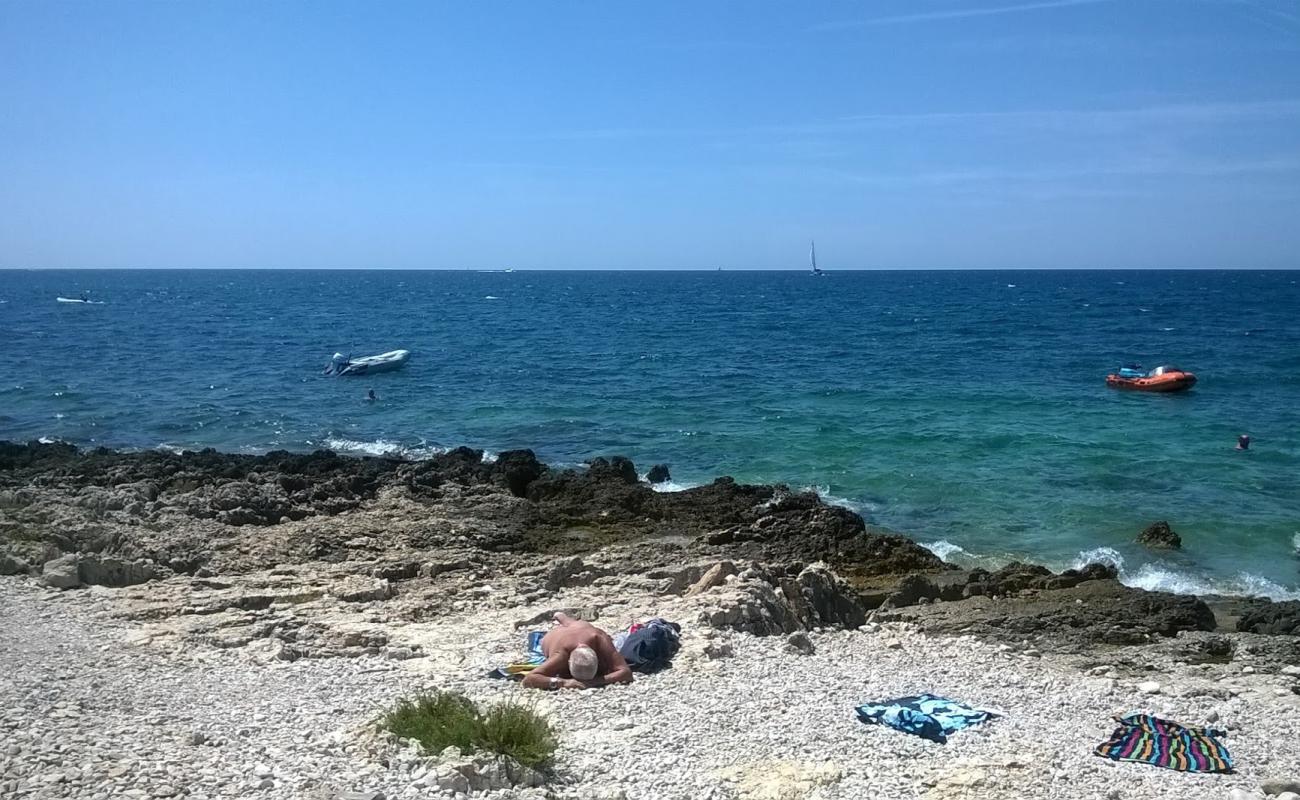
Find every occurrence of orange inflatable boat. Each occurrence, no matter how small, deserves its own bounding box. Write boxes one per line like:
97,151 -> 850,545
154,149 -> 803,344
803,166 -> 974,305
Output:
1106,365 -> 1197,393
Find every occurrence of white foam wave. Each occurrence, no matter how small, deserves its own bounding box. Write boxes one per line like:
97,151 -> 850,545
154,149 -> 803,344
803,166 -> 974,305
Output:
921,540 -> 968,561
800,484 -> 877,515
484,295 -> 500,300
1072,546 -> 1125,571
1124,564 -> 1300,602
323,437 -> 447,460
648,480 -> 699,493
1070,546 -> 1300,601
37,436 -> 62,445
1293,532 -> 1300,556
480,450 -> 499,464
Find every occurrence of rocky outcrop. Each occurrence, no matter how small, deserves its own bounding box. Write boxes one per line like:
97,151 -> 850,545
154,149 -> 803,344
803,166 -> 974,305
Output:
779,564 -> 867,629
879,578 -> 1216,646
6,441 -> 1300,647
525,457 -> 654,522
490,450 -> 544,497
1236,601 -> 1300,636
646,464 -> 671,484
702,489 -> 949,580
77,555 -> 159,587
694,563 -> 866,635
875,561 -> 1120,609
1138,521 -> 1182,549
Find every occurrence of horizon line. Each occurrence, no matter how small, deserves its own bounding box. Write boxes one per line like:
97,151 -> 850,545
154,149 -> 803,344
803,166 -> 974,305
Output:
2,266 -> 1295,272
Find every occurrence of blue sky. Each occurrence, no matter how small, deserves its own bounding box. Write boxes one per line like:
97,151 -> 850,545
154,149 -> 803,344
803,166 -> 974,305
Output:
2,1 -> 1299,269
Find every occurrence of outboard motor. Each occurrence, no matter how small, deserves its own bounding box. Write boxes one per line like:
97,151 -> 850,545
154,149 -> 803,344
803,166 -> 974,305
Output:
324,352 -> 350,376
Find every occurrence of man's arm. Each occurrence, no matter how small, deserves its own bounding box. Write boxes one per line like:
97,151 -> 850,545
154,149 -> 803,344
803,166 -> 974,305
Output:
521,653 -> 577,690
579,637 -> 633,688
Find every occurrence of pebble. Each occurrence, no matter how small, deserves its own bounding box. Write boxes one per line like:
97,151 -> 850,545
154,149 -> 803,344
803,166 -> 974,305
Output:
1136,681 -> 1161,694
3,564 -> 1299,800
1263,781 -> 1300,796
1281,664 -> 1300,676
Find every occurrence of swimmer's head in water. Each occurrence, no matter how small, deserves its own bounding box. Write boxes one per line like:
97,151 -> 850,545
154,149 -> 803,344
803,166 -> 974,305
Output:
1237,434 -> 1251,449
568,645 -> 598,681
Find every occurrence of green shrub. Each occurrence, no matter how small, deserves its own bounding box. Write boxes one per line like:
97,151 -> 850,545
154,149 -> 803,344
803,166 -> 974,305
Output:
383,691 -> 557,769
384,691 -> 480,754
475,700 -> 558,769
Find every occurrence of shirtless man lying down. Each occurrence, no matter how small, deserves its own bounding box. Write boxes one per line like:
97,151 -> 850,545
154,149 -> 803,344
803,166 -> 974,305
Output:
521,612 -> 633,690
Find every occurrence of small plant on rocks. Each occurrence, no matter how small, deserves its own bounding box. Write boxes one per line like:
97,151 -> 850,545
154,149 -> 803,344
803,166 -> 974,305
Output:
383,691 -> 556,769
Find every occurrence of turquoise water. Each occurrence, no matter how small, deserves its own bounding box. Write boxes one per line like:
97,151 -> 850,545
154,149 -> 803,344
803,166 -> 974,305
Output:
2,269 -> 1298,597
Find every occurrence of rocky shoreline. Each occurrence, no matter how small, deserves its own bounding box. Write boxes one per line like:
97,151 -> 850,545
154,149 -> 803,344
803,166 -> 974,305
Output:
2,441 -> 1299,799
2,441 -> 1296,646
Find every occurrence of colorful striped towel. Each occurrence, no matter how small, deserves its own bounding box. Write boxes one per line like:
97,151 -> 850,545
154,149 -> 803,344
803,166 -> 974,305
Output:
1094,714 -> 1234,773
487,631 -> 547,679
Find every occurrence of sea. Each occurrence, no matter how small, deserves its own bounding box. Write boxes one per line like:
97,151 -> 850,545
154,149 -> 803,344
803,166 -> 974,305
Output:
2,269 -> 1298,599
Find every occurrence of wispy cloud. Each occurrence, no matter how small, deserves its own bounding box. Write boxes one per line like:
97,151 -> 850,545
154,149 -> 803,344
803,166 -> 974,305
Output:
824,155 -> 1300,188
837,99 -> 1300,128
533,98 -> 1300,142
809,0 -> 1111,31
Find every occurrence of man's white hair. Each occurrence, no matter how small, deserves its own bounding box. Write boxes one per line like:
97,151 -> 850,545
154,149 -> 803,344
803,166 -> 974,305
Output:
568,645 -> 598,681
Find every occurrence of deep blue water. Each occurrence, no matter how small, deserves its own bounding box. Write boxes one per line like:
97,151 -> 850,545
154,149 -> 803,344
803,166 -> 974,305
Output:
3,269 -> 1299,598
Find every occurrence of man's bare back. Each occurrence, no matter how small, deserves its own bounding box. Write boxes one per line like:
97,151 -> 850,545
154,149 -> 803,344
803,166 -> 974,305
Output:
521,613 -> 633,690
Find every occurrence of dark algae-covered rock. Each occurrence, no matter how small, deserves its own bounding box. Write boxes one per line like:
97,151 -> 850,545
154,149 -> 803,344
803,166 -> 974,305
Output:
1137,520 -> 1182,549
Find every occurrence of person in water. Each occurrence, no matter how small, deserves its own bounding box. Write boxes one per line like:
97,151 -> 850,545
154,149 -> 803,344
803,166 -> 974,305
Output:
521,612 -> 633,690
1236,434 -> 1250,451
366,388 -> 376,402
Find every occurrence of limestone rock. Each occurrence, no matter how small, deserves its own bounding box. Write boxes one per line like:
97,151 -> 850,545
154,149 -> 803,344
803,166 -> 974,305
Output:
783,564 -> 867,629
77,555 -> 158,587
1137,520 -> 1182,549
704,641 -> 734,659
1262,780 -> 1300,797
543,556 -> 604,592
699,577 -> 801,636
785,631 -> 815,655
922,767 -> 987,800
1237,601 -> 1300,636
646,464 -> 671,483
715,760 -> 843,800
331,578 -> 394,604
41,554 -> 82,589
0,552 -> 30,575
685,561 -> 737,597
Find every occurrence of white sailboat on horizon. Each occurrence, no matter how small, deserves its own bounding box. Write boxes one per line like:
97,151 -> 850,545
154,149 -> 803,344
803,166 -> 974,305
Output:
810,240 -> 825,276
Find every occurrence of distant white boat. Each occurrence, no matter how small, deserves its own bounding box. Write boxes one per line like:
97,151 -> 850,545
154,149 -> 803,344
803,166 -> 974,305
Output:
324,349 -> 410,376
57,296 -> 104,304
810,241 -> 825,276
